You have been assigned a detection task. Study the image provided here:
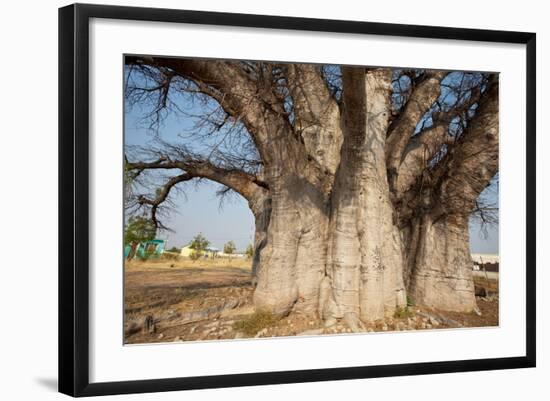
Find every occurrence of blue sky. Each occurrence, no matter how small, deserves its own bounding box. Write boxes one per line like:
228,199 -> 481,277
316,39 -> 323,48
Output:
124,67 -> 498,254
154,183 -> 254,252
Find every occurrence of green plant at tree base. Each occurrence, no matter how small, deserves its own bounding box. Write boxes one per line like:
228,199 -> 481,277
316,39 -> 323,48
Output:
393,306 -> 414,319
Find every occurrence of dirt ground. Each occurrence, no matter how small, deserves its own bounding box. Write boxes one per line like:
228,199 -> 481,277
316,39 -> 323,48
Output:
124,258 -> 499,344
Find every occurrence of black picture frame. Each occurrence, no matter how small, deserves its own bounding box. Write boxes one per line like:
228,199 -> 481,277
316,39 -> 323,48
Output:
58,3 -> 536,397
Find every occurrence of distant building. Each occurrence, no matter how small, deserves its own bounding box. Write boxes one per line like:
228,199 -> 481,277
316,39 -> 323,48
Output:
471,253 -> 499,271
124,239 -> 166,259
180,244 -> 220,258
218,252 -> 246,259
471,253 -> 499,264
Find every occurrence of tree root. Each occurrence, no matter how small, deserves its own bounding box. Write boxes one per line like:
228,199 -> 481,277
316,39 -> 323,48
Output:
343,312 -> 366,333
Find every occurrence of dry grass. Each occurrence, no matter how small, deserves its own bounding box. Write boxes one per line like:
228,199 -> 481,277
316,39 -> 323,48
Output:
125,255 -> 252,271
124,260 -> 499,343
474,275 -> 499,293
233,310 -> 280,336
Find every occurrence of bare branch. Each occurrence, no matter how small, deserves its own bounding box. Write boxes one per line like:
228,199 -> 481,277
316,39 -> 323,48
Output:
432,76 -> 499,217
135,173 -> 194,229
125,150 -> 268,204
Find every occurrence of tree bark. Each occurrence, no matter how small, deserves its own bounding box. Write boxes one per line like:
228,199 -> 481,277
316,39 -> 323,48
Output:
252,169 -> 330,316
323,68 -> 406,329
386,71 -> 447,193
287,64 -> 343,175
402,77 -> 499,312
248,192 -> 271,286
406,214 -> 476,312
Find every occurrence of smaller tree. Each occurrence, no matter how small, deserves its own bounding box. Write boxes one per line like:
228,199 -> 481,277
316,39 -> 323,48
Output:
189,233 -> 210,261
245,244 -> 254,259
124,216 -> 156,259
223,240 -> 236,256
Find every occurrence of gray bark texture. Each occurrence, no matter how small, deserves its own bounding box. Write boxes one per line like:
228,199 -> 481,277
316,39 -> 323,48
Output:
324,68 -> 406,328
407,215 -> 476,311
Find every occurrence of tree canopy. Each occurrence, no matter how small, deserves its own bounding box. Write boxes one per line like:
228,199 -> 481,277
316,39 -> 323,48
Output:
124,59 -> 497,233
189,233 -> 210,252
223,240 -> 236,255
124,216 -> 157,246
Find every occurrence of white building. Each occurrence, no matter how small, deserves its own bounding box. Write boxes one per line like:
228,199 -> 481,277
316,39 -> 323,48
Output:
471,253 -> 499,271
471,253 -> 499,264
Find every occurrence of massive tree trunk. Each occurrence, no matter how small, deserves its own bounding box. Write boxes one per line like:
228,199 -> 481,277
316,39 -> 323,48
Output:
253,68 -> 410,324
322,68 -> 407,329
241,70 -> 497,323
253,65 -> 341,316
252,67 -> 408,325
400,76 -> 499,313
405,214 -> 476,312
252,169 -> 331,315
250,115 -> 334,314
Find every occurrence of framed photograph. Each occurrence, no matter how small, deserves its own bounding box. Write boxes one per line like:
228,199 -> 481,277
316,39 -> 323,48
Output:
58,3 -> 536,397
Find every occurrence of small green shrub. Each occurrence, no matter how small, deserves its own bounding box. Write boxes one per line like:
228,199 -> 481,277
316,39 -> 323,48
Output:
394,306 -> 414,319
233,310 -> 279,336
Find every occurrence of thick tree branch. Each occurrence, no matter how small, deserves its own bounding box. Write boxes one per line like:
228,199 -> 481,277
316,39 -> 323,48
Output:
393,77 -> 485,198
287,66 -> 342,158
385,70 -> 447,185
286,64 -> 343,174
126,157 -> 268,203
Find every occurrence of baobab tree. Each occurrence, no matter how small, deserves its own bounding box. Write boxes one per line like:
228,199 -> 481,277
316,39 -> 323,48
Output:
124,56 -> 498,330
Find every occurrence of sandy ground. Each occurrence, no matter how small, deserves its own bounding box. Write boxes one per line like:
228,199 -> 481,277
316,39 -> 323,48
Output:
124,258 -> 499,344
